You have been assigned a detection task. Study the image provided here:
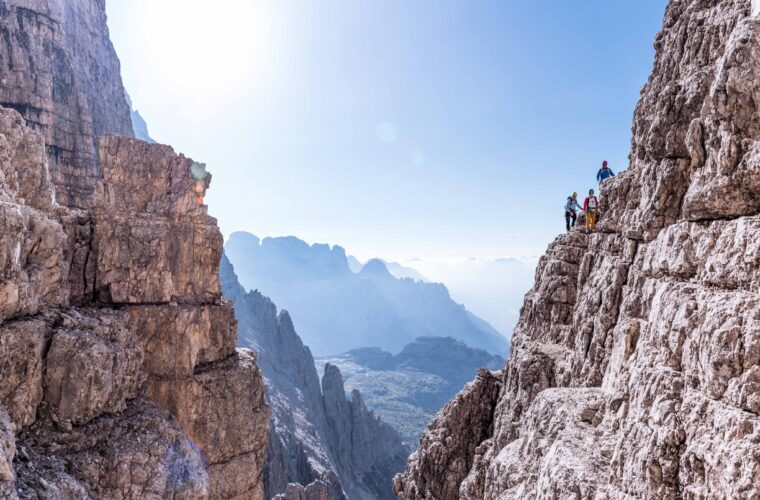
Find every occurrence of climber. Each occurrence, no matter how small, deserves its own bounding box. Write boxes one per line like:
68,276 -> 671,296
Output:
583,189 -> 600,231
596,160 -> 615,185
565,192 -> 582,232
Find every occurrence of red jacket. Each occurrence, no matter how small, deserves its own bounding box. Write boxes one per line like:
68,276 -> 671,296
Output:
583,196 -> 599,211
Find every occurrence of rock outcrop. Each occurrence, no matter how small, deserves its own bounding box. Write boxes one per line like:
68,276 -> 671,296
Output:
221,256 -> 409,499
0,0 -> 134,209
395,1 -> 760,498
0,103 -> 270,498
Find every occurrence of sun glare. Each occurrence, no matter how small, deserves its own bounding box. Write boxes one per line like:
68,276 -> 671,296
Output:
139,0 -> 270,95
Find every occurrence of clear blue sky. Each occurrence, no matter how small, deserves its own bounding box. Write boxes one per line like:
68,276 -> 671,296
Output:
106,0 -> 668,262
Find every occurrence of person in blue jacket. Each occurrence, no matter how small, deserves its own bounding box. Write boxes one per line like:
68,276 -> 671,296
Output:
597,160 -> 615,184
565,192 -> 582,231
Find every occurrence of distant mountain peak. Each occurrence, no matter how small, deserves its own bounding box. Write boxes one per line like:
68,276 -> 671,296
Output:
359,258 -> 394,279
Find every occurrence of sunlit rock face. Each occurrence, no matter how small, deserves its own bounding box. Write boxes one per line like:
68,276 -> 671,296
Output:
0,105 -> 270,498
395,0 -> 760,498
0,0 -> 134,209
0,3 -> 271,498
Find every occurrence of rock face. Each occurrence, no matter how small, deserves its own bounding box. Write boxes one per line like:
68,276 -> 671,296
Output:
317,338 -> 505,446
395,1 -> 760,498
221,255 -> 409,499
225,231 -> 508,355
0,104 -> 270,499
0,0 -> 134,209
0,3 -> 273,492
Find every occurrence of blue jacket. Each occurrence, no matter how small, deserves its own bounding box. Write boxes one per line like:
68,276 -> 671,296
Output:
565,197 -> 582,212
597,167 -> 615,182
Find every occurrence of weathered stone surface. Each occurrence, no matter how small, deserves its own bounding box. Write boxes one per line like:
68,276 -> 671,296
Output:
0,45 -> 269,498
43,309 -> 144,426
0,0 -> 134,208
91,136 -> 221,305
0,405 -> 17,500
147,349 -> 270,498
147,350 -> 268,464
127,303 -> 236,377
93,213 -> 222,304
0,109 -> 69,324
0,319 -> 48,429
58,209 -> 95,306
208,451 -> 265,500
95,136 -> 210,217
392,369 -> 502,500
0,203 -> 68,323
396,1 -> 760,498
16,399 -> 209,499
0,108 -> 54,211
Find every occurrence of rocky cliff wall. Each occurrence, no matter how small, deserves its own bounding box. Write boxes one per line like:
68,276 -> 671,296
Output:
0,106 -> 270,499
395,0 -> 760,498
221,256 -> 409,499
0,0 -> 134,209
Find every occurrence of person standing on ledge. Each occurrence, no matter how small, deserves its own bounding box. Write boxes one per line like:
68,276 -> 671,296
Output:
597,160 -> 615,186
565,192 -> 582,232
583,189 -> 600,231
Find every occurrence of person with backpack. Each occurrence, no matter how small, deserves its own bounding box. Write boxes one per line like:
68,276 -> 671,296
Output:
596,160 -> 615,185
583,189 -> 600,231
565,192 -> 582,232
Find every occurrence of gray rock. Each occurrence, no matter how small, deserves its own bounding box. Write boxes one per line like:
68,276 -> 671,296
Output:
0,0 -> 134,208
0,405 -> 16,499
395,1 -> 760,498
0,27 -> 271,497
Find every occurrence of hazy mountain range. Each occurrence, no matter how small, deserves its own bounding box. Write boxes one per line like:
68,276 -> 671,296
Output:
224,231 -> 509,356
398,257 -> 536,337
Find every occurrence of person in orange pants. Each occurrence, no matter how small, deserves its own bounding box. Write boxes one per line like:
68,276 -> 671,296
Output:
583,189 -> 600,231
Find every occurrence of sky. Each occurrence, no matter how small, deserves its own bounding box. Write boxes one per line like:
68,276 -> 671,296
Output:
106,0 -> 668,263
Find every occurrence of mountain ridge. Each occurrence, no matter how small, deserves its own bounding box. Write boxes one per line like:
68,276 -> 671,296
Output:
225,231 -> 509,355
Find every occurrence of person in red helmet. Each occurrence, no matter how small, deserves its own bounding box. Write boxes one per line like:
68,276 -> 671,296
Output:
597,160 -> 615,184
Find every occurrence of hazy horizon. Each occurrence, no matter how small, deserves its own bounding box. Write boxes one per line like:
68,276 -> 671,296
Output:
106,0 -> 668,263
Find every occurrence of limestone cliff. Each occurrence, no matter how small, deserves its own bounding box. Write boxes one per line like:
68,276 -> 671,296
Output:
0,105 -> 270,499
0,1 -> 272,494
0,0 -> 134,208
395,0 -> 760,498
221,256 -> 409,499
